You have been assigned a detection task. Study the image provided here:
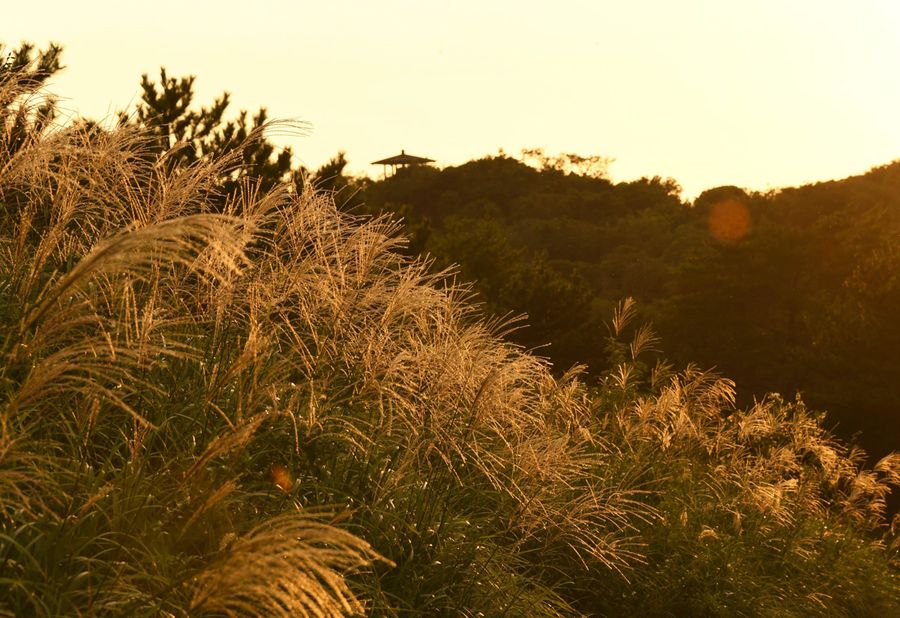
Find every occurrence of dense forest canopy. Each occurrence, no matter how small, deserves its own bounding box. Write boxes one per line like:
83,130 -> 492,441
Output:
360,156 -> 900,464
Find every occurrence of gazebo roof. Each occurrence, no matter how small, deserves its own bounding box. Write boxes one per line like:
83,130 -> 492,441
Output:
371,150 -> 434,166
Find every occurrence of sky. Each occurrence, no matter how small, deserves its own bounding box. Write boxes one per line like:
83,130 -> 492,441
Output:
3,0 -> 900,198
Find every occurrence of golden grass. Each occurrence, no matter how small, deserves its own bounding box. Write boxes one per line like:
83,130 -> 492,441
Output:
0,71 -> 897,615
189,514 -> 386,617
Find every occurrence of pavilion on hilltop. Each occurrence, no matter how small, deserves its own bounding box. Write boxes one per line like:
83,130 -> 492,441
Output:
371,150 -> 434,178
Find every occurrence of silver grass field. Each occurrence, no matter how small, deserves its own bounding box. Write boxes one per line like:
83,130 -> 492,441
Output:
1,73 -> 899,616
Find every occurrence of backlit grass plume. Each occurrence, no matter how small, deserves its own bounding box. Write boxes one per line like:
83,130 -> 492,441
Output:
0,74 -> 897,616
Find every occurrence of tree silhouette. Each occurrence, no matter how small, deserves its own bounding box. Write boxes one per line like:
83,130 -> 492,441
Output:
127,68 -> 293,193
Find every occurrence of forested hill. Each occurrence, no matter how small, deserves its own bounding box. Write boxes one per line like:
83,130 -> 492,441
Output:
360,156 -> 900,460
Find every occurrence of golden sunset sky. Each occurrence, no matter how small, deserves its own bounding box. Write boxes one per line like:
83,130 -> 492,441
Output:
4,0 -> 899,197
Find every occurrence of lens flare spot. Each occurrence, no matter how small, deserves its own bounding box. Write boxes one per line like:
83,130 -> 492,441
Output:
707,199 -> 752,244
270,464 -> 293,492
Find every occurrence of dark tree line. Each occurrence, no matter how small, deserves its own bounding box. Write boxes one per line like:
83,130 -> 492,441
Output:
361,156 -> 900,464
